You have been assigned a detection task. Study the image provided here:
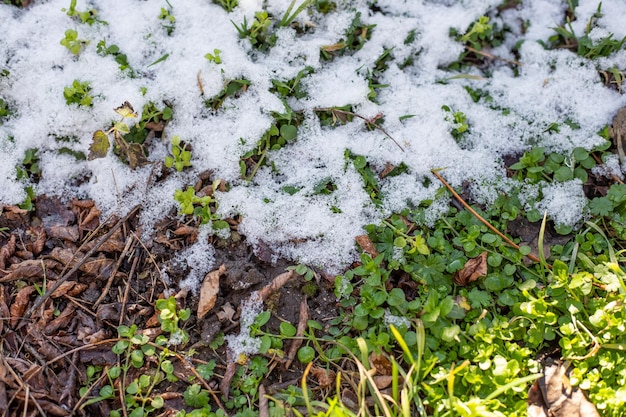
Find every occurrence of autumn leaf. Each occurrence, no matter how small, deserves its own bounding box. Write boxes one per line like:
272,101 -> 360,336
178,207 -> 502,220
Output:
126,143 -> 149,170
355,235 -> 379,257
528,358 -> 600,417
198,264 -> 226,319
114,101 -> 137,118
88,130 -> 110,160
453,251 -> 487,286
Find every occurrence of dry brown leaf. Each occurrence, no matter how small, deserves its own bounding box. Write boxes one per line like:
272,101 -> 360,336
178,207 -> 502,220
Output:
10,286 -> 36,327
528,358 -> 600,417
0,259 -> 60,283
44,304 -> 76,335
310,366 -> 335,388
217,303 -> 236,322
0,234 -> 16,269
81,256 -> 114,278
173,225 -> 198,236
355,235 -> 379,258
373,375 -> 394,390
30,226 -> 46,255
46,280 -> 88,298
198,264 -> 226,319
369,351 -> 393,375
48,225 -> 79,242
257,270 -> 294,302
453,251 -> 488,286
220,362 -> 238,398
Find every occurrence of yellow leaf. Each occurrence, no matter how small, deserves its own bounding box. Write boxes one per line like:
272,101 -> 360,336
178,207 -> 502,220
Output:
114,101 -> 137,118
88,130 -> 110,160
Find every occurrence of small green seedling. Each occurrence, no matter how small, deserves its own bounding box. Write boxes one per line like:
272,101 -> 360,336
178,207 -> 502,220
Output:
159,3 -> 176,36
60,29 -> 88,55
97,40 -> 135,76
442,105 -> 469,140
0,97 -> 14,123
174,182 -> 230,230
62,0 -> 103,25
213,0 -> 237,12
204,49 -> 222,64
233,11 -> 273,51
63,79 -> 93,107
205,78 -> 250,110
165,135 -> 192,172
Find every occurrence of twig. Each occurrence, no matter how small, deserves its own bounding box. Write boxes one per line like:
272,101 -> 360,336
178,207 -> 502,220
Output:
93,235 -> 135,309
259,384 -> 269,417
465,45 -> 523,67
119,255 -> 139,327
284,296 -> 308,370
431,169 -> 541,264
313,107 -> 405,152
22,205 -> 141,322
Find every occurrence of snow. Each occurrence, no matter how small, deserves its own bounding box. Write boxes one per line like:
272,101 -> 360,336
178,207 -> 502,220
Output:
224,292 -> 263,361
1,0 -> 626,278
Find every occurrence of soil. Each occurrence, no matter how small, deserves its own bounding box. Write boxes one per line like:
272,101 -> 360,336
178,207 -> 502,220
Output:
0,195 -> 339,416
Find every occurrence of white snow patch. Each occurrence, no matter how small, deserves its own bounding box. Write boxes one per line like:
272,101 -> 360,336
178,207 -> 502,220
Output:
224,292 -> 263,360
1,0 -> 626,278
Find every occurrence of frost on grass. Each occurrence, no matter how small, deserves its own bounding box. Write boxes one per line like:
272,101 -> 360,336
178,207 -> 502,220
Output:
384,310 -> 410,330
1,0 -> 626,275
224,292 -> 263,361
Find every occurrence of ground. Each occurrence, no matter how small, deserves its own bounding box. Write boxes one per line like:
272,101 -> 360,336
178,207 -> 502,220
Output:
0,195 -> 342,416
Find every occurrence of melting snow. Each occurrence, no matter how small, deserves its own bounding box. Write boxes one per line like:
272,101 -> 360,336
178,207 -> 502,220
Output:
1,0 -> 626,280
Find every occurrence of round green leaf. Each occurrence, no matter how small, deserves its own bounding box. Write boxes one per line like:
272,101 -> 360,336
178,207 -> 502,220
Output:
280,124 -> 297,140
280,321 -> 297,337
297,346 -> 315,364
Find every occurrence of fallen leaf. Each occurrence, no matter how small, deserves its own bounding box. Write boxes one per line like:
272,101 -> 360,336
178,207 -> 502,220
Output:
126,143 -> 149,170
0,234 -> 16,269
355,235 -> 379,258
0,259 -> 60,283
198,264 -> 226,319
310,366 -> 335,388
220,362 -> 238,398
528,358 -> 600,417
10,286 -> 36,327
44,304 -> 76,335
88,130 -> 110,160
453,251 -> 488,286
373,375 -> 394,389
257,270 -> 294,302
217,303 -> 236,322
48,225 -> 79,242
46,280 -> 88,298
369,351 -> 392,375
29,226 -> 46,255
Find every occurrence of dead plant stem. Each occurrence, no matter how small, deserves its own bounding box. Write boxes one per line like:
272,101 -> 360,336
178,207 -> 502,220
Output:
431,170 -> 541,264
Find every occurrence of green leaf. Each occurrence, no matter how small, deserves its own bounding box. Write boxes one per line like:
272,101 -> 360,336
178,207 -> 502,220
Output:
255,311 -> 271,327
280,321 -> 297,337
297,346 -> 315,363
280,124 -> 297,140
88,130 -> 110,160
148,53 -> 170,67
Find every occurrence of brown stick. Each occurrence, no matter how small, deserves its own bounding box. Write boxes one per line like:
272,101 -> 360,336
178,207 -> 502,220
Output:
431,169 -> 541,263
465,45 -> 523,67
